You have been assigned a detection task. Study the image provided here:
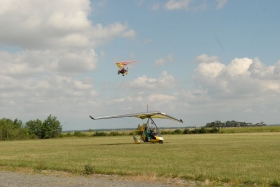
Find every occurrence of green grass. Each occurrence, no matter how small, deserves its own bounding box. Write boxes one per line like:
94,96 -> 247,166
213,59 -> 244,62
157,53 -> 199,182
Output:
219,126 -> 280,133
0,133 -> 280,186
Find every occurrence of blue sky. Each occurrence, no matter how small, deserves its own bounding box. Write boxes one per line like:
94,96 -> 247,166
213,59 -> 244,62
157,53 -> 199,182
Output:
0,0 -> 280,130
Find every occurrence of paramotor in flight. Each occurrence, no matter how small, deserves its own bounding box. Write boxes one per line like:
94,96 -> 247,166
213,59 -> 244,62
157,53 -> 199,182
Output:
116,60 -> 138,76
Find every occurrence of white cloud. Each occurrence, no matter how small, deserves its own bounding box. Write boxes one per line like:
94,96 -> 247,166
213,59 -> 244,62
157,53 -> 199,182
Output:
105,92 -> 178,114
165,0 -> 193,10
123,71 -> 176,90
155,54 -> 173,67
0,73 -> 98,120
194,61 -> 225,79
164,0 -> 207,11
216,0 -> 228,9
151,3 -> 161,10
224,58 -> 252,77
0,0 -> 138,126
0,49 -> 98,77
193,55 -> 280,101
193,54 -> 220,64
175,56 -> 280,124
97,0 -> 108,7
136,0 -> 145,6
122,29 -> 137,39
244,108 -> 253,113
0,0 -> 135,49
148,94 -> 176,103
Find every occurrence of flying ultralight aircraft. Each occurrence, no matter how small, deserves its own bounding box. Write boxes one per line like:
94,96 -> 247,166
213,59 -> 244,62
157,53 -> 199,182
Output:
89,111 -> 183,144
116,60 -> 138,76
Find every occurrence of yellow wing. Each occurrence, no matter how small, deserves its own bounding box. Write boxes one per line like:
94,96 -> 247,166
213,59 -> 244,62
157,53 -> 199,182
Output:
90,111 -> 183,123
116,62 -> 123,69
115,60 -> 138,69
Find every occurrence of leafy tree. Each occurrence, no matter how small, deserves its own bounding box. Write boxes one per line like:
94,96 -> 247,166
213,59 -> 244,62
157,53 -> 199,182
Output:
206,120 -> 224,128
41,115 -> 62,139
18,128 -> 29,139
25,119 -> 43,138
0,118 -> 29,140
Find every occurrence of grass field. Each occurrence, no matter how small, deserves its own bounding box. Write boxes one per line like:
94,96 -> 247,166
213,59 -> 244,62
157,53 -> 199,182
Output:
0,133 -> 280,186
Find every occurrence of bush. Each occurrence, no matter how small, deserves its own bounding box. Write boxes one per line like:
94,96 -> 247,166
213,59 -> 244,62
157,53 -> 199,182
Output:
174,129 -> 183,134
65,132 -> 72,137
73,131 -> 86,137
199,127 -> 207,133
94,131 -> 107,136
161,130 -> 174,135
84,163 -> 94,175
270,180 -> 280,187
183,128 -> 190,134
109,131 -> 121,136
210,127 -> 219,133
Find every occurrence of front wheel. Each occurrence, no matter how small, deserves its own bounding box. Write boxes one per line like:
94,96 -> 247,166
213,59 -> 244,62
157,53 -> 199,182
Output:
159,140 -> 163,144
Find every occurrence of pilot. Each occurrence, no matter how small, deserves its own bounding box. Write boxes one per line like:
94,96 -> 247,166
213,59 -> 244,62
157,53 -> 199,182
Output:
144,126 -> 150,141
118,68 -> 125,76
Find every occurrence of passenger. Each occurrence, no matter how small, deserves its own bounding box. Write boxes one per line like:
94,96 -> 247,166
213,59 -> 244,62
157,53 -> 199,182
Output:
150,129 -> 156,139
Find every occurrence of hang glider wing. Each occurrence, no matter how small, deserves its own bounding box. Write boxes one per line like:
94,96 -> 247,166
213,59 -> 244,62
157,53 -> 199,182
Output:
89,111 -> 183,123
116,60 -> 138,69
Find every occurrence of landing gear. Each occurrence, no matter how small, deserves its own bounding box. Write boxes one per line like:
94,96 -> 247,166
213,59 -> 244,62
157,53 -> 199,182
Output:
159,140 -> 163,144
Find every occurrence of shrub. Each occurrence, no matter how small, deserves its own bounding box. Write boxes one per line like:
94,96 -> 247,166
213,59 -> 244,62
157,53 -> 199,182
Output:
34,160 -> 47,172
174,129 -> 183,134
161,130 -> 174,135
270,180 -> 280,187
94,131 -> 107,136
199,127 -> 207,133
84,163 -> 94,175
192,128 -> 201,134
73,131 -> 86,137
65,132 -> 72,137
109,131 -> 120,136
183,128 -> 190,134
210,127 -> 219,133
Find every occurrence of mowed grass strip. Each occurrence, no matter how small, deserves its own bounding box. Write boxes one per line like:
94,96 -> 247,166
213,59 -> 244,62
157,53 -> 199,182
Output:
0,133 -> 279,185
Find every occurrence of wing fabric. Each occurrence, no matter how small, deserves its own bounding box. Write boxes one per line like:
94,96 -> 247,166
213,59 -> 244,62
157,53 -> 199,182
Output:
89,111 -> 183,123
116,60 -> 138,68
116,62 -> 124,68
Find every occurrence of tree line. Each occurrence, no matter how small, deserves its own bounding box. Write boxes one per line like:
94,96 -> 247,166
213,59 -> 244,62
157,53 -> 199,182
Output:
0,115 -> 62,140
205,120 -> 266,128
